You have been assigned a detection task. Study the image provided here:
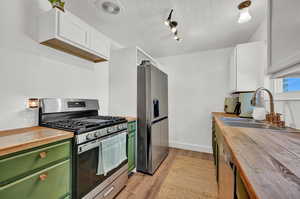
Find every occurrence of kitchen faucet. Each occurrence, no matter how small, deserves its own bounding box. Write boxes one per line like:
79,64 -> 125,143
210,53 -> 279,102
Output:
251,87 -> 275,114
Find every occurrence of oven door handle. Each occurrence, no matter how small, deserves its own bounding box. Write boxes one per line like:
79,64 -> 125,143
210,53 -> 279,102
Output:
78,130 -> 128,154
104,186 -> 115,197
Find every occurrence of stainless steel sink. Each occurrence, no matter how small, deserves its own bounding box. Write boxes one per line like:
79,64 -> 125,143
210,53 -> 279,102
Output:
220,117 -> 263,123
223,121 -> 284,130
220,117 -> 293,132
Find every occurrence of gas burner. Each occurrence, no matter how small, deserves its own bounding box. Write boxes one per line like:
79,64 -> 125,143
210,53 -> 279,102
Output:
41,116 -> 127,134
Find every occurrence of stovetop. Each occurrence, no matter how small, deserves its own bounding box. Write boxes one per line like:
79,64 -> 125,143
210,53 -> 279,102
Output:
40,116 -> 127,134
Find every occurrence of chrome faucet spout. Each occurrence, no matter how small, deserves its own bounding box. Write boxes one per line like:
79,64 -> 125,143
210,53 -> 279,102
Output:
251,87 -> 274,114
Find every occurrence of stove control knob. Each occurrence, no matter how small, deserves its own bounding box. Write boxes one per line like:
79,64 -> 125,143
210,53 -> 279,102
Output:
101,129 -> 107,136
118,124 -> 123,130
86,133 -> 94,140
94,131 -> 101,137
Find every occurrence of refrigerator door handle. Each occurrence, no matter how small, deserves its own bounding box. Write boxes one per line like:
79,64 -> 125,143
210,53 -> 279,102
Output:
153,99 -> 160,118
151,116 -> 168,125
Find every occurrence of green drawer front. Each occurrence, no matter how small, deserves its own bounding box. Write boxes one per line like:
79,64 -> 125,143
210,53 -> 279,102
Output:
236,172 -> 250,199
0,160 -> 70,199
128,121 -> 136,132
0,141 -> 70,184
127,132 -> 136,172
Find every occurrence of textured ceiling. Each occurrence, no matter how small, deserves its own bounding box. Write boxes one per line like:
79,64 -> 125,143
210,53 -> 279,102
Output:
66,0 -> 266,57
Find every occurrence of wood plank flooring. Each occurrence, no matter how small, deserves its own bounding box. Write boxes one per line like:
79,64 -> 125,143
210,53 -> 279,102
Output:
116,148 -> 217,199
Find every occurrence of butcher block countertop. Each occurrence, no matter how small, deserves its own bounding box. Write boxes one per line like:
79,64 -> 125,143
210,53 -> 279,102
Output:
0,127 -> 73,157
212,112 -> 300,199
125,116 -> 137,122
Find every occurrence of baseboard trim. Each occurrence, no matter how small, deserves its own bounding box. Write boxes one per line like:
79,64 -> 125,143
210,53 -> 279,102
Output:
169,141 -> 212,154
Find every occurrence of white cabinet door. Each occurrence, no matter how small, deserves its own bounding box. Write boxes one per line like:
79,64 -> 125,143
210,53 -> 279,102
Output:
269,0 -> 300,75
57,11 -> 89,48
236,42 -> 265,91
230,41 -> 266,92
229,48 -> 237,92
90,28 -> 110,58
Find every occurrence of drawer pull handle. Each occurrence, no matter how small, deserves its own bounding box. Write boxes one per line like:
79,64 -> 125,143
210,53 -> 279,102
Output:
39,174 -> 48,181
39,152 -> 47,159
104,186 -> 114,197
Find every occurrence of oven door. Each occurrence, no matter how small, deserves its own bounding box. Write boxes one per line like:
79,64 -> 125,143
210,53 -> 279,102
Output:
74,131 -> 128,199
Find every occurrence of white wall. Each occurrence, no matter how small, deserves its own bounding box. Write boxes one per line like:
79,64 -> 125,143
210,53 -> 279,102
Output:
157,48 -> 232,153
109,47 -> 137,117
108,47 -> 156,117
0,0 -> 113,130
249,18 -> 300,129
249,18 -> 267,42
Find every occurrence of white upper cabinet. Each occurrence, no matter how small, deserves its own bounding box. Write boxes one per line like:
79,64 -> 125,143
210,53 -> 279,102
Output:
229,48 -> 237,92
268,0 -> 300,76
58,10 -> 90,48
230,41 -> 266,92
38,8 -> 110,63
89,28 -> 110,58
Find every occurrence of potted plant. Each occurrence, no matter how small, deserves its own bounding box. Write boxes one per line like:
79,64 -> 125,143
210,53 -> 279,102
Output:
48,0 -> 65,12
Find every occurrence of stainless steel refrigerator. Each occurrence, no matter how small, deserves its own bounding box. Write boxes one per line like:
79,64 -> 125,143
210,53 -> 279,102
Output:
137,60 -> 169,175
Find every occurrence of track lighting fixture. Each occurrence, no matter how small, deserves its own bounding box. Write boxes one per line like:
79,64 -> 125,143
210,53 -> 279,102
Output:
173,31 -> 181,42
164,9 -> 173,26
238,0 -> 252,24
164,9 -> 182,42
170,21 -> 178,33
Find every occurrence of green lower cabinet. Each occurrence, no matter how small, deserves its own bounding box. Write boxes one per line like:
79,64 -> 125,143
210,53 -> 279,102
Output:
0,160 -> 70,199
0,141 -> 70,185
127,121 -> 136,172
236,171 -> 250,199
0,140 -> 72,199
128,121 -> 136,132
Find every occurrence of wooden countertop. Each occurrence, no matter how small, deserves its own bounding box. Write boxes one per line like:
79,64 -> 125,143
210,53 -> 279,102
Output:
0,127 -> 74,157
212,112 -> 300,199
125,116 -> 137,122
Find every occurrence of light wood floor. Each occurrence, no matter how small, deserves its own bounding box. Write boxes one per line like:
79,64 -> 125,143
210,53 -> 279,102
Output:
116,148 -> 217,199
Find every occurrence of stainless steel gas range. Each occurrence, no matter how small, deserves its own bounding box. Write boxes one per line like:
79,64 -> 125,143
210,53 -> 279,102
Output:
39,98 -> 128,199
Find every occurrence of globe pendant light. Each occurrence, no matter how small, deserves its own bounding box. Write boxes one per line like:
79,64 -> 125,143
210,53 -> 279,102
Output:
238,1 -> 252,24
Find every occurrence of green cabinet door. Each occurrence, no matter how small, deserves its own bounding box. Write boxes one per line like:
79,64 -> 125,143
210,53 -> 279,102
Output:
236,171 -> 250,199
128,122 -> 136,132
0,141 -> 71,185
0,160 -> 70,199
127,121 -> 136,172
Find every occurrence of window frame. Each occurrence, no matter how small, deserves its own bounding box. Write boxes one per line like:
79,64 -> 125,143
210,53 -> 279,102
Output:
273,78 -> 300,101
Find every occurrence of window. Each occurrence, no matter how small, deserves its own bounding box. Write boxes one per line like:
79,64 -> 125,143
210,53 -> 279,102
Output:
283,78 -> 300,92
273,77 -> 300,101
274,78 -> 300,93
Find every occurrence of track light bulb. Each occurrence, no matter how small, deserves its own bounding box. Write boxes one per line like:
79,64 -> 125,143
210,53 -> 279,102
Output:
171,27 -> 177,33
164,9 -> 173,27
238,1 -> 252,24
164,20 -> 170,26
238,7 -> 252,24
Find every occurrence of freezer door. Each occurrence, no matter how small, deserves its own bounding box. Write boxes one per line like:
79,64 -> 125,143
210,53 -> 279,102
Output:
160,118 -> 169,157
150,66 -> 168,122
149,118 -> 169,174
150,121 -> 162,173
